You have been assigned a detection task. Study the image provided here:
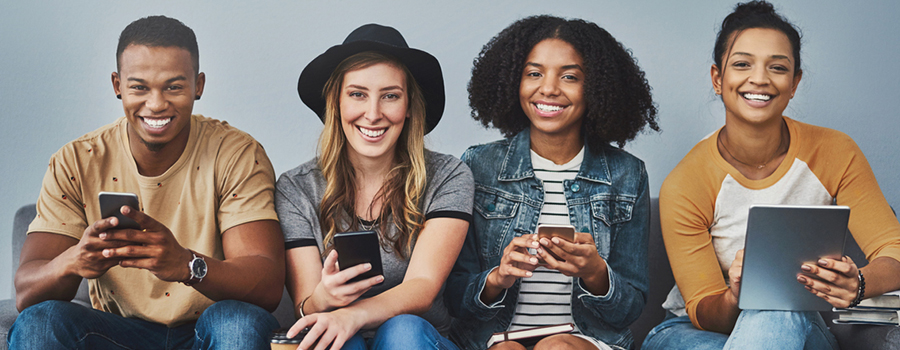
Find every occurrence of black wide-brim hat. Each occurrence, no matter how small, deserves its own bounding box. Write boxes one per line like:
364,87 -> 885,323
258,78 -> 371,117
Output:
298,23 -> 445,134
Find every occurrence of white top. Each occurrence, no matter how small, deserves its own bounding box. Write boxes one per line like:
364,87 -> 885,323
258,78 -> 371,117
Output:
508,148 -> 584,332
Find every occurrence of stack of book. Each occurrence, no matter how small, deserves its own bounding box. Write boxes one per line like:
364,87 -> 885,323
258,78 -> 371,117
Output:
833,290 -> 900,325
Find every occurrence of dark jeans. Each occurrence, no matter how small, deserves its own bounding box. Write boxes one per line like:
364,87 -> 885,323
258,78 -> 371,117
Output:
7,299 -> 279,350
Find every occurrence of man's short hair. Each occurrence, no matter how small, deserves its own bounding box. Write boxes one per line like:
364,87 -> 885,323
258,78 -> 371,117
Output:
116,15 -> 199,74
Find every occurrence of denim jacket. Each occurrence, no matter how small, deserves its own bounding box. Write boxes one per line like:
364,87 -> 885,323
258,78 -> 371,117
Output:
444,130 -> 650,350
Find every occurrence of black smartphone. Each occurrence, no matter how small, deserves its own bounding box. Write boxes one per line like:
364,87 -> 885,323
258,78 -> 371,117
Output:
333,230 -> 383,285
536,224 -> 576,262
98,191 -> 141,230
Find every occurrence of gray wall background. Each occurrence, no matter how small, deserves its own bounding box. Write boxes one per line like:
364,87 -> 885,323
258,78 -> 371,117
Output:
1,0 -> 898,300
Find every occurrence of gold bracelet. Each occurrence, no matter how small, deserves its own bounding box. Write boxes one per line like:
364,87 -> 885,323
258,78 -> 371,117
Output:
299,295 -> 311,318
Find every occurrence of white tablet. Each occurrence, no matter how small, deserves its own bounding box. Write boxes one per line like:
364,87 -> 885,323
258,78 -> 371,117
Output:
738,205 -> 850,311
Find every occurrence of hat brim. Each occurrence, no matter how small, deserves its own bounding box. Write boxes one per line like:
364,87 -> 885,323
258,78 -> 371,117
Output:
298,40 -> 445,134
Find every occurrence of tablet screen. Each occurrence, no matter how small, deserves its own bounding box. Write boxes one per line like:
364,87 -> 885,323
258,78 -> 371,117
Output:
738,205 -> 850,311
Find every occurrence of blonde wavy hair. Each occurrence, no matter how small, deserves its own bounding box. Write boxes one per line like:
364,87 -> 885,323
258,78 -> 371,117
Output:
317,51 -> 428,259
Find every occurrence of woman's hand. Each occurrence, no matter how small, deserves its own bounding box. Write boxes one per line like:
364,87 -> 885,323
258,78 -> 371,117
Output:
536,232 -> 609,294
487,234 -> 540,290
797,256 -> 860,308
726,249 -> 744,306
287,307 -> 364,350
310,249 -> 383,313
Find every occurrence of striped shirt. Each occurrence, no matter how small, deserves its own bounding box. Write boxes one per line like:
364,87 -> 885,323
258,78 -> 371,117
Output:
508,148 -> 584,332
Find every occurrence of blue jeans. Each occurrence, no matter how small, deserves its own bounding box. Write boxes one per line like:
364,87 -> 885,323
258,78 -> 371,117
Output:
338,314 -> 458,350
8,299 -> 279,350
641,310 -> 839,350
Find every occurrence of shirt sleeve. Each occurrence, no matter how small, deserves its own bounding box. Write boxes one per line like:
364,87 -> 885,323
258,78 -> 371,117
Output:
215,136 -> 279,233
275,167 -> 321,249
816,133 -> 900,265
659,142 -> 731,330
27,146 -> 88,240
423,153 -> 474,222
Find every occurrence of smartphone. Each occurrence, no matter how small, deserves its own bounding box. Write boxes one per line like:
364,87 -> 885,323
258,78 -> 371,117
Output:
98,192 -> 141,230
270,327 -> 309,349
536,224 -> 576,262
333,230 -> 383,285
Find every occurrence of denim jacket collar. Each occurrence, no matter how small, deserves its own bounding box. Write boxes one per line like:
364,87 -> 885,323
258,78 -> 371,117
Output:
498,128 -> 612,185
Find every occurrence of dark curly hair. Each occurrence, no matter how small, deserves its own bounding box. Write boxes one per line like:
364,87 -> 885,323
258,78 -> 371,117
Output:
714,1 -> 802,75
117,15 -> 199,74
468,15 -> 658,149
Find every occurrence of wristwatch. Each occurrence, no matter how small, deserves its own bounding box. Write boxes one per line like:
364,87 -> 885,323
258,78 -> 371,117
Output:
182,250 -> 207,286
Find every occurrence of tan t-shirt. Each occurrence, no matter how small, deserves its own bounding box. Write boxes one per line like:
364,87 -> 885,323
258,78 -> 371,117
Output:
27,114 -> 278,327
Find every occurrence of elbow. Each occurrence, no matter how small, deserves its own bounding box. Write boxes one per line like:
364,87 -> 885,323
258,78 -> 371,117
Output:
410,300 -> 432,316
14,276 -> 34,312
15,292 -> 37,313
15,296 -> 28,313
259,286 -> 284,313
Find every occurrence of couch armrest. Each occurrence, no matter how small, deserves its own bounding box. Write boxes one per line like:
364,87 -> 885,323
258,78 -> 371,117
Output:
0,298 -> 18,350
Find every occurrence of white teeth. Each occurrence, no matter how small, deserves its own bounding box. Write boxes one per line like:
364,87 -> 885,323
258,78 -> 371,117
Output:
143,117 -> 173,128
535,103 -> 564,112
359,127 -> 386,138
742,93 -> 771,101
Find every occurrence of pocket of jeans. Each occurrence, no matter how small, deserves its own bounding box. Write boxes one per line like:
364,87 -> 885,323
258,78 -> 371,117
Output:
473,187 -> 520,258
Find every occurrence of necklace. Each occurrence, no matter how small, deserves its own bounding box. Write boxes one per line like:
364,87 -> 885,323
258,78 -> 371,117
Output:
358,216 -> 378,231
718,123 -> 788,170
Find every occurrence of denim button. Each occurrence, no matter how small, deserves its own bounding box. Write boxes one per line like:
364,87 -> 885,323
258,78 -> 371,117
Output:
486,203 -> 496,212
570,183 -> 580,192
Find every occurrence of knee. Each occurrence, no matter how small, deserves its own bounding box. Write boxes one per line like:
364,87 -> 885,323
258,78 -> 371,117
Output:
372,314 -> 437,347
534,334 -> 581,350
380,314 -> 431,334
12,300 -> 82,332
9,301 -> 89,346
195,300 -> 278,346
488,341 -> 526,350
739,309 -> 818,326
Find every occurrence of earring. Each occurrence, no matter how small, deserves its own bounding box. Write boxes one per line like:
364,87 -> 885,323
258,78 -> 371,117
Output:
195,95 -> 201,100
116,94 -> 122,99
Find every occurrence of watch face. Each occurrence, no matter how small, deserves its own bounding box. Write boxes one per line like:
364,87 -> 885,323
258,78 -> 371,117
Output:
191,258 -> 208,279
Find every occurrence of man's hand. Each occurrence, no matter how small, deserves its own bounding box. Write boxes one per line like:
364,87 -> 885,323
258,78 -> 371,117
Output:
69,215 -> 134,279
97,205 -> 192,282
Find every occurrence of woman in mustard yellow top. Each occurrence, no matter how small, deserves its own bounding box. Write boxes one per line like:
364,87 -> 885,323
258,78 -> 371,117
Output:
643,1 -> 900,349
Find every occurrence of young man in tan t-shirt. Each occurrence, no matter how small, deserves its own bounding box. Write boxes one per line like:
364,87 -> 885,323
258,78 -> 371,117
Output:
8,15 -> 285,349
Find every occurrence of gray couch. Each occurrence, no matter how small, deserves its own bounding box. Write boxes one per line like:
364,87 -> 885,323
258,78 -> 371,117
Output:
3,201 -> 899,349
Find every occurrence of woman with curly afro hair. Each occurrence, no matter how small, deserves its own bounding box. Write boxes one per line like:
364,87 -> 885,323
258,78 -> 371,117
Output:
445,15 -> 658,350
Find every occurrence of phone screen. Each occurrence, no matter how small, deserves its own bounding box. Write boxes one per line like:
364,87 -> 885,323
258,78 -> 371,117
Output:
98,192 -> 141,230
333,230 -> 383,285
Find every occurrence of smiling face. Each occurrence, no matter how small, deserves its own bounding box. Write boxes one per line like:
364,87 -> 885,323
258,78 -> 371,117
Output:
113,44 -> 204,153
339,62 -> 408,165
519,38 -> 586,143
712,28 -> 802,126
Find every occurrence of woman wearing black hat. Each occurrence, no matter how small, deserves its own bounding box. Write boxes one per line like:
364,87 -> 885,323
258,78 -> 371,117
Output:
445,16 -> 657,350
276,24 -> 473,350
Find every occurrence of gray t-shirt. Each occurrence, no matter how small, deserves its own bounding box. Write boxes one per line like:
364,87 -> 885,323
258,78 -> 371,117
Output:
275,150 -> 474,335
